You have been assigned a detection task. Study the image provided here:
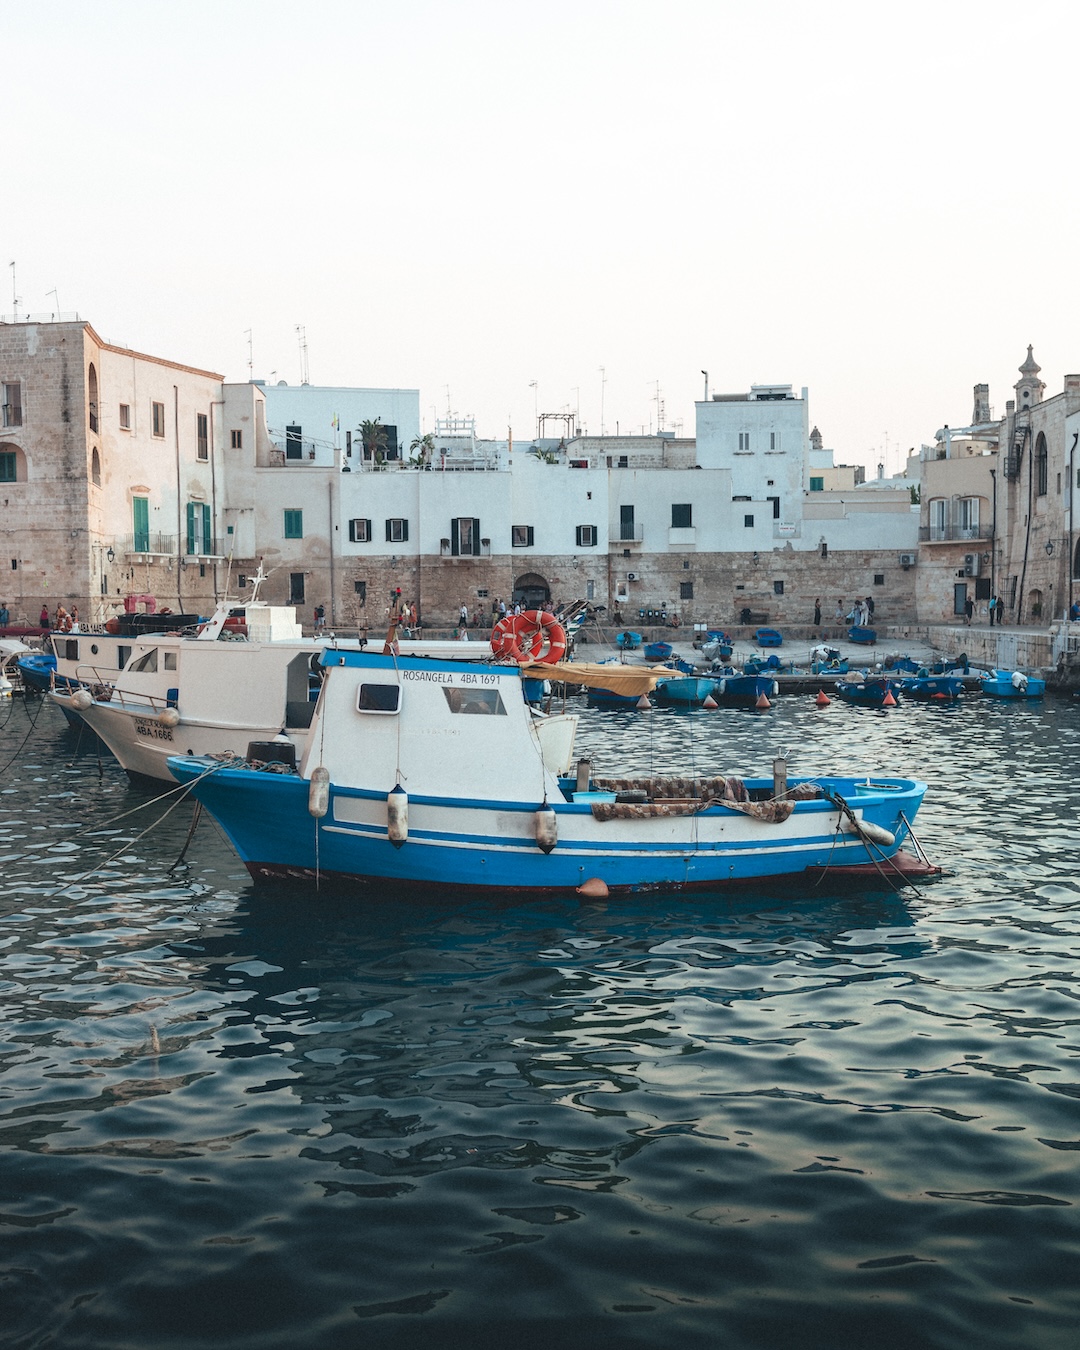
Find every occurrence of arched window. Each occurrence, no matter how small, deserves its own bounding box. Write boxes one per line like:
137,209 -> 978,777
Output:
91,447 -> 101,486
88,364 -> 99,433
1035,432 -> 1048,496
0,441 -> 26,483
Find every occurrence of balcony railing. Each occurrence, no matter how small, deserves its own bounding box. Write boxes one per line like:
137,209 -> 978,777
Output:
919,525 -> 993,542
124,533 -> 177,556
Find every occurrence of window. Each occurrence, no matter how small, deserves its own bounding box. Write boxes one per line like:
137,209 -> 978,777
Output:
874,574 -> 884,586
151,401 -> 165,437
768,496 -> 780,519
671,503 -> 692,528
91,447 -> 101,485
820,541 -> 828,559
386,518 -> 409,543
133,497 -> 150,552
738,432 -> 751,451
512,525 -> 534,548
744,514 -> 754,528
290,572 -> 305,604
119,403 -> 131,430
129,649 -> 159,674
1035,432 -> 1048,496
0,452 -> 16,483
619,505 -> 635,540
770,432 -> 781,450
680,581 -> 694,600
809,476 -> 823,492
286,425 -> 303,460
357,683 -> 401,714
618,455 -> 628,468
349,518 -> 372,543
284,509 -> 303,539
230,428 -> 242,449
928,498 -> 946,540
354,580 -> 367,604
88,365 -> 98,431
443,687 -> 506,716
196,413 -> 208,461
576,525 -> 597,547
2,383 -> 22,428
958,497 -> 980,536
773,580 -> 784,595
165,652 -> 177,671
451,517 -> 479,555
186,502 -> 212,554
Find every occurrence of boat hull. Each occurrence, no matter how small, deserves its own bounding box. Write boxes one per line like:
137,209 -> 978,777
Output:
168,760 -> 929,897
980,671 -> 1045,698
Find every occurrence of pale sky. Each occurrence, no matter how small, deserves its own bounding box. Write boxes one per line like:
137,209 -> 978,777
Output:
7,0 -> 1079,473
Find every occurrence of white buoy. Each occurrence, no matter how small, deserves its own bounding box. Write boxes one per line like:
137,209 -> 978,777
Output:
308,765 -> 330,818
847,817 -> 895,847
158,707 -> 180,727
387,784 -> 409,848
71,688 -> 94,711
535,805 -> 558,853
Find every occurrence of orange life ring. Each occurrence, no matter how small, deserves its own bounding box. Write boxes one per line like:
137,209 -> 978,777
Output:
490,609 -> 567,665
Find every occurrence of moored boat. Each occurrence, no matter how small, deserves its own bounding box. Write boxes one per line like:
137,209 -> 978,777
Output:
899,675 -> 965,701
835,675 -> 901,707
979,668 -> 1045,698
168,645 -> 934,896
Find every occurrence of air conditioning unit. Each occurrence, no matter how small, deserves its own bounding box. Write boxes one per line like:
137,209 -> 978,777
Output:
963,552 -> 980,577
627,571 -> 639,582
898,553 -> 916,568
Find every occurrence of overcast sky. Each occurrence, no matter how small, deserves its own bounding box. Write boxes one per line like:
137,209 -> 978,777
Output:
7,0 -> 1078,472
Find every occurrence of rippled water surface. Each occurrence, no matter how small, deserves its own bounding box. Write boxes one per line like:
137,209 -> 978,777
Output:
2,693 -> 1080,1349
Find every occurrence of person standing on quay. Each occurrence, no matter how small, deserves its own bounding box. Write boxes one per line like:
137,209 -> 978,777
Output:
964,596 -> 974,625
813,597 -> 821,626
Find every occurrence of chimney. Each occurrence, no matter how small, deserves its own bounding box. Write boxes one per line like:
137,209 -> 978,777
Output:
972,383 -> 991,424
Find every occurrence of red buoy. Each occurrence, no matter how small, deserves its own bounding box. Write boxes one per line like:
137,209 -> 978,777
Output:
755,692 -> 771,709
882,689 -> 897,706
816,689 -> 831,707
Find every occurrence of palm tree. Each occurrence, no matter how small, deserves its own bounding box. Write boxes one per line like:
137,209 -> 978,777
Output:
409,432 -> 435,467
528,445 -> 559,465
359,418 -> 389,464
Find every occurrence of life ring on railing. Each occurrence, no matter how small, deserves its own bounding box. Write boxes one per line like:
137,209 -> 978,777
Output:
490,609 -> 567,665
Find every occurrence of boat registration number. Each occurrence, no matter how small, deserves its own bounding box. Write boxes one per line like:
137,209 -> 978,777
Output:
135,718 -> 174,742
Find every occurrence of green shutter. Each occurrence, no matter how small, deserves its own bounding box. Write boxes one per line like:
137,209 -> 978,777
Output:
202,503 -> 212,554
133,497 -> 149,552
186,502 -> 196,554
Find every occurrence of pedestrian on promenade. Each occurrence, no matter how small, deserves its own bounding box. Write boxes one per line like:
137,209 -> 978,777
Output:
39,604 -> 50,630
813,597 -> 821,626
865,594 -> 875,620
459,603 -> 469,628
964,596 -> 974,625
0,601 -> 9,628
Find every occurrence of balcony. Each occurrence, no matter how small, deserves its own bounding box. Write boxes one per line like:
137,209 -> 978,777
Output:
611,524 -> 644,549
919,525 -> 993,543
123,533 -> 177,557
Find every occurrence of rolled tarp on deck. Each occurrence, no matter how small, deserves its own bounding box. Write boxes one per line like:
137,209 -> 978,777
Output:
519,661 -> 674,696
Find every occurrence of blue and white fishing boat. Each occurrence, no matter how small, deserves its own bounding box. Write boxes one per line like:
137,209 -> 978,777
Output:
899,674 -> 965,701
979,668 -> 1045,698
835,675 -> 900,707
168,644 -> 935,896
643,640 -> 674,663
711,672 -> 779,707
653,674 -> 718,706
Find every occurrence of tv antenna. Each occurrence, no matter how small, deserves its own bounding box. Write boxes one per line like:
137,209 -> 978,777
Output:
296,325 -> 309,385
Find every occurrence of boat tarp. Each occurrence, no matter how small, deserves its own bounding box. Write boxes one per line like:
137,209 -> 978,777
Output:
519,661 -> 675,695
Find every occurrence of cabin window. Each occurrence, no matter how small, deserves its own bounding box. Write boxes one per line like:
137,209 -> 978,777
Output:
117,646 -> 131,669
164,652 -> 177,670
128,649 -> 159,673
443,687 -> 506,716
62,639 -> 79,660
356,682 -> 401,714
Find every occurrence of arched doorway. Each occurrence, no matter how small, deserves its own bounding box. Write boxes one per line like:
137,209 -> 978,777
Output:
513,572 -> 550,610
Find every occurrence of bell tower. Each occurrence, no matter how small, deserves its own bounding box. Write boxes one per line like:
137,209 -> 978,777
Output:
1014,345 -> 1045,412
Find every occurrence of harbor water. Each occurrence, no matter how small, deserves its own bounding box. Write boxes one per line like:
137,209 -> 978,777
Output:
1,692 -> 1079,1349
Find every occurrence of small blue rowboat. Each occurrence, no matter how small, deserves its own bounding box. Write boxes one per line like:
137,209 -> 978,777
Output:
836,677 -> 900,707
713,673 -> 778,707
899,675 -> 965,701
655,676 -> 720,706
616,631 -> 642,650
756,628 -> 783,647
848,626 -> 877,645
979,669 -> 1045,698
644,641 -> 673,662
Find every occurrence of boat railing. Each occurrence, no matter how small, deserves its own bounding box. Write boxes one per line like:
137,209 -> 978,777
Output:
71,665 -> 177,712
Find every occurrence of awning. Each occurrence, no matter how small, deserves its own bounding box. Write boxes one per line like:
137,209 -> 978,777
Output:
519,660 -> 675,695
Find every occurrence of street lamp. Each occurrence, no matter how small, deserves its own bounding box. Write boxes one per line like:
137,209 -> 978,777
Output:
1046,539 -> 1055,557
105,547 -> 115,564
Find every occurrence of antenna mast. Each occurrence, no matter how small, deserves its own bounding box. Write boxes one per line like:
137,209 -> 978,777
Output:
296,325 -> 309,385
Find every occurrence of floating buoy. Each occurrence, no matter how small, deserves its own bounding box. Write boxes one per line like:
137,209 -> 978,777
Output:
755,692 -> 771,709
386,784 -> 408,848
71,687 -> 94,711
636,694 -> 652,710
702,694 -> 718,709
577,877 -> 610,899
535,804 -> 558,853
815,689 -> 830,707
158,707 -> 180,727
882,689 -> 897,706
308,765 -> 330,818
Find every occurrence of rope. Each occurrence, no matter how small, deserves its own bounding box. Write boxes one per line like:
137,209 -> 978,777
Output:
168,801 -> 203,872
0,690 -> 49,776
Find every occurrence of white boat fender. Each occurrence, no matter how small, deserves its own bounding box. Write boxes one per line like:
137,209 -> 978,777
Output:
158,707 -> 180,727
848,816 -> 895,848
1012,671 -> 1028,691
308,765 -> 330,818
535,804 -> 558,853
71,687 -> 94,712
387,785 -> 409,848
